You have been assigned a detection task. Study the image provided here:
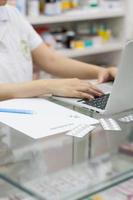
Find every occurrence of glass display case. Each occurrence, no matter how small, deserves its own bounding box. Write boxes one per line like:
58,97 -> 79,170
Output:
0,175 -> 40,200
0,107 -> 132,200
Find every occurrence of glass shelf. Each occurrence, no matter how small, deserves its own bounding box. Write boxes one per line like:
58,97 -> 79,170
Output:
0,108 -> 133,200
0,175 -> 41,200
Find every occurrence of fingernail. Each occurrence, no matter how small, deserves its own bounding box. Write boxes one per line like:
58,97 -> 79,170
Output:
97,93 -> 102,96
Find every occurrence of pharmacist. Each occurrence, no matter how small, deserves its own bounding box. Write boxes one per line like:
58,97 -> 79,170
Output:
0,1 -> 117,100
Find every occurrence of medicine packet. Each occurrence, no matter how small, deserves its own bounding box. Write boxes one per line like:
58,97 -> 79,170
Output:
99,118 -> 121,131
119,114 -> 133,123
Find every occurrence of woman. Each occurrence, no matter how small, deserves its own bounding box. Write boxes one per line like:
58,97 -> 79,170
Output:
0,1 -> 117,100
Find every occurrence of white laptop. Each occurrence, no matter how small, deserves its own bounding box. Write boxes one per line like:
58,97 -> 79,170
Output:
54,40 -> 133,115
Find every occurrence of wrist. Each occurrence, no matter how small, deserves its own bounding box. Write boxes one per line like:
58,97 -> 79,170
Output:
42,79 -> 62,96
97,67 -> 106,76
108,67 -> 117,77
41,79 -> 53,95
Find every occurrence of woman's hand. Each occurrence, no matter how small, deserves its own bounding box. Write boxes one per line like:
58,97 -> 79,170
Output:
98,67 -> 118,83
48,78 -> 103,99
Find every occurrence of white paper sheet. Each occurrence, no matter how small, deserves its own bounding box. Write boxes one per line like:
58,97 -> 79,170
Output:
0,98 -> 98,139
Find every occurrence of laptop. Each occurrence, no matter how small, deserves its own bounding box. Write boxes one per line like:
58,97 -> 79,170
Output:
54,40 -> 133,115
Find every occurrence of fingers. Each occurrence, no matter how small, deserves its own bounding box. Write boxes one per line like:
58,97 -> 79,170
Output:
87,88 -> 103,97
98,67 -> 117,83
73,91 -> 94,99
98,76 -> 104,84
77,81 -> 104,97
89,85 -> 103,95
77,86 -> 102,97
52,78 -> 104,99
98,72 -> 109,83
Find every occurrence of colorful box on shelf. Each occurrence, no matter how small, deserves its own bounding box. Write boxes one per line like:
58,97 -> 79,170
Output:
84,39 -> 93,48
72,40 -> 85,49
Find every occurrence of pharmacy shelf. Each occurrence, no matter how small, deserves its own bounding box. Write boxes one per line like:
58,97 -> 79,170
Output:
28,8 -> 125,25
57,41 -> 124,58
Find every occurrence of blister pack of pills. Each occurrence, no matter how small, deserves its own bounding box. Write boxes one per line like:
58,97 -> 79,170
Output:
99,118 -> 121,131
119,114 -> 133,123
66,124 -> 95,138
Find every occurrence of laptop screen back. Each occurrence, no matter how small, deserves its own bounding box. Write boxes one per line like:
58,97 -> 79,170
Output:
105,40 -> 133,114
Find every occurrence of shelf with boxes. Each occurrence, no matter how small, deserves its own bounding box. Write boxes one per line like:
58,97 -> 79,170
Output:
34,16 -> 125,59
8,0 -> 126,63
27,7 -> 125,25
57,41 -> 123,58
8,0 -> 125,18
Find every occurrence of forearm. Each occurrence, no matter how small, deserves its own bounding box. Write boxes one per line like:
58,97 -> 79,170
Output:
0,80 -> 53,100
46,54 -> 102,79
32,44 -> 102,79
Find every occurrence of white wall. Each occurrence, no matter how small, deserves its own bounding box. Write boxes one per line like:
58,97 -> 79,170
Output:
126,0 -> 133,39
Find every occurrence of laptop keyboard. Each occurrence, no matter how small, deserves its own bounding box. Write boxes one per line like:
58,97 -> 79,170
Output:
81,93 -> 110,110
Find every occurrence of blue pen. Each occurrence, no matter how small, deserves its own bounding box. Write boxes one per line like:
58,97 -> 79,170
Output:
0,108 -> 33,114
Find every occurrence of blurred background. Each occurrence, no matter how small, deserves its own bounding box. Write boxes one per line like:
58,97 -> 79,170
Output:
7,0 -> 133,77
